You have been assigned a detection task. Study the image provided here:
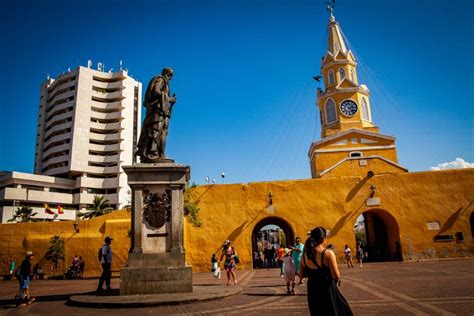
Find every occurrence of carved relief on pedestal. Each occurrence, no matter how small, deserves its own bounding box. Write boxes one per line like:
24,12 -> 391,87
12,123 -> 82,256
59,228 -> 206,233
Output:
142,189 -> 172,229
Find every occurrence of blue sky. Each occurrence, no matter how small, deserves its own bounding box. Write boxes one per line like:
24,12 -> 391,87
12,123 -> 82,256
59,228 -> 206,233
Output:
0,0 -> 473,185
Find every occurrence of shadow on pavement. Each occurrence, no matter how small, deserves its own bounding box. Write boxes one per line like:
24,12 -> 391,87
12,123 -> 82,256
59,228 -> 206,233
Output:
246,293 -> 306,297
0,290 -> 120,310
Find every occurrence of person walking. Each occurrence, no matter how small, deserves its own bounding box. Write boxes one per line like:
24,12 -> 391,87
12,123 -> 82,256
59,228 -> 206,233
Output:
97,236 -> 113,293
9,258 -> 15,276
300,227 -> 353,315
18,251 -> 35,305
211,254 -> 218,272
219,240 -> 238,285
282,248 -> 296,294
79,256 -> 85,278
291,237 -> 304,284
343,245 -> 354,268
276,246 -> 285,277
356,243 -> 364,268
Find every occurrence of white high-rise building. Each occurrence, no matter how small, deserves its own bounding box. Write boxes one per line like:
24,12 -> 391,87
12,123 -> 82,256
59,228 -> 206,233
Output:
0,65 -> 142,222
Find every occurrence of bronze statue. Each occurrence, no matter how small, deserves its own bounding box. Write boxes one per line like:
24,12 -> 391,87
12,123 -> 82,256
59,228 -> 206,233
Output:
136,67 -> 176,163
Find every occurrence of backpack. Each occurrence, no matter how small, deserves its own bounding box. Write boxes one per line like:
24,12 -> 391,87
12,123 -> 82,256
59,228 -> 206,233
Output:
98,245 -> 110,263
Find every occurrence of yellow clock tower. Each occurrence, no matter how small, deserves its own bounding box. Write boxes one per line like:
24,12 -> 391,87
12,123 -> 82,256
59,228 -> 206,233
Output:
309,10 -> 407,178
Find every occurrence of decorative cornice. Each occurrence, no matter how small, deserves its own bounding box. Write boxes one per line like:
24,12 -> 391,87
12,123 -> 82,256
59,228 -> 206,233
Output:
318,155 -> 408,177
308,129 -> 396,158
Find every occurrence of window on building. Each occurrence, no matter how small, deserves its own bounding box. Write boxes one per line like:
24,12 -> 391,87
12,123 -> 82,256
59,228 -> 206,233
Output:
362,97 -> 370,121
339,67 -> 346,81
455,232 -> 464,243
350,68 -> 355,82
325,99 -> 337,124
349,152 -> 362,158
328,70 -> 335,85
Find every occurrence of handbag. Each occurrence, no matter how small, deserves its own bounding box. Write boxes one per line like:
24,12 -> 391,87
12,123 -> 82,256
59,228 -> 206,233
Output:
233,255 -> 240,264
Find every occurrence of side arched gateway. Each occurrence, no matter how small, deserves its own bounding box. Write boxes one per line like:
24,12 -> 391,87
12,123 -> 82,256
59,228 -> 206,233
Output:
251,217 -> 294,269
355,209 -> 402,262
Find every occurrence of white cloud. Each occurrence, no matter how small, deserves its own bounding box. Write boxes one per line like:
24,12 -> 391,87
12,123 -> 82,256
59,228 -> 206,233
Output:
430,158 -> 474,171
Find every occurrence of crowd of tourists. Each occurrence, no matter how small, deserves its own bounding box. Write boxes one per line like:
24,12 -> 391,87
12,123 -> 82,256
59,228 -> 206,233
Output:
213,229 -> 358,315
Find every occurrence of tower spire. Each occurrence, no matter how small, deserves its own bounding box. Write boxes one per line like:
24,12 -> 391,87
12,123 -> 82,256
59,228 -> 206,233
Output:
325,0 -> 347,55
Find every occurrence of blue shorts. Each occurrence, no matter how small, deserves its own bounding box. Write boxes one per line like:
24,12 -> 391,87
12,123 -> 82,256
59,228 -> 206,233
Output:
19,276 -> 30,289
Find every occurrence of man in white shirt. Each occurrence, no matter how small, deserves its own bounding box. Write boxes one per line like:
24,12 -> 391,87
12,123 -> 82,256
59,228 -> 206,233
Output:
97,236 -> 113,293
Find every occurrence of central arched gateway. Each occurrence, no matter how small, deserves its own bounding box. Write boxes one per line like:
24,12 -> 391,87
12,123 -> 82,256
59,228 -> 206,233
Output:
361,209 -> 402,262
251,217 -> 294,269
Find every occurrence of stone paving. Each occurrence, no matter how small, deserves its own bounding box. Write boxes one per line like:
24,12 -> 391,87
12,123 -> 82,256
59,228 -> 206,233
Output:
0,258 -> 473,315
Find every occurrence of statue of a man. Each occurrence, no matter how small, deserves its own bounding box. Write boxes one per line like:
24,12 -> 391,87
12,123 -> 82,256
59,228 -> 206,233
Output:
136,67 -> 176,163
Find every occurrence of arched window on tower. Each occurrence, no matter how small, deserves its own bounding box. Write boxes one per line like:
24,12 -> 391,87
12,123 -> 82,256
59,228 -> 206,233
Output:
328,70 -> 335,85
350,68 -> 355,82
339,67 -> 346,81
325,99 -> 337,124
361,97 -> 370,121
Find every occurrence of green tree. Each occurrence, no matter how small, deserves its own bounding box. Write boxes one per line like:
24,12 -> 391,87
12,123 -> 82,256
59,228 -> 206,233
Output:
78,195 -> 113,219
8,206 -> 38,223
45,235 -> 65,273
354,229 -> 367,245
184,185 -> 202,227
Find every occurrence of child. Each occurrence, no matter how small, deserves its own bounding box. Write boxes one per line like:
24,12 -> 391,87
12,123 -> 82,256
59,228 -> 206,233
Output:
344,244 -> 354,268
211,254 -> 218,272
282,248 -> 296,294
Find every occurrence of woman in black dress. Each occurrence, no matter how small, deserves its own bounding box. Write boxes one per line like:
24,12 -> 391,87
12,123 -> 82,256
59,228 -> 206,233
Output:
299,227 -> 353,316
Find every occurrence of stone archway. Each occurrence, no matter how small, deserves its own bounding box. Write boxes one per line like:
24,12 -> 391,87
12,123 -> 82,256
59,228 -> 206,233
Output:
362,209 -> 402,262
251,217 -> 294,269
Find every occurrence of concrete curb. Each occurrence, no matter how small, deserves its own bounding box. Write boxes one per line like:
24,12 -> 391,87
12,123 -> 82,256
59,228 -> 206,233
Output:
68,285 -> 242,308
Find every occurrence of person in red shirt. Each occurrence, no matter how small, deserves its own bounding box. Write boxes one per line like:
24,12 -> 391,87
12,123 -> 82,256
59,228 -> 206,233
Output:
276,247 -> 286,277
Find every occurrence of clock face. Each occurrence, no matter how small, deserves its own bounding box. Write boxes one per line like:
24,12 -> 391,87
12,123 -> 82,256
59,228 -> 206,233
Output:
340,100 -> 358,117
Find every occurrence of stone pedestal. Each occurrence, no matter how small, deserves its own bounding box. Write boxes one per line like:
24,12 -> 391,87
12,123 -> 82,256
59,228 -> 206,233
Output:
120,163 -> 192,295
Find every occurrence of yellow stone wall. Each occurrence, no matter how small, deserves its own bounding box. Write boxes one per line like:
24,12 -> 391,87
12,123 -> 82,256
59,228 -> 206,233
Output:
1,169 -> 473,276
0,210 -> 131,277
185,169 -> 474,271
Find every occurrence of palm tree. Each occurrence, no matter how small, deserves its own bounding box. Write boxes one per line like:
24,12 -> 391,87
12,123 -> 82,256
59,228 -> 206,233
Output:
8,206 -> 38,223
78,195 -> 113,219
45,235 -> 65,273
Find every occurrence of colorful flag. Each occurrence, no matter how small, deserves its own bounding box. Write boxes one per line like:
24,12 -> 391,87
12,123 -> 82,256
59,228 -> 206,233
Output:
44,203 -> 55,214
57,204 -> 64,214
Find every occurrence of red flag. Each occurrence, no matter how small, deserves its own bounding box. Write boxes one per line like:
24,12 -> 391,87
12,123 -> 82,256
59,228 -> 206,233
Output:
44,203 -> 55,214
58,204 -> 64,214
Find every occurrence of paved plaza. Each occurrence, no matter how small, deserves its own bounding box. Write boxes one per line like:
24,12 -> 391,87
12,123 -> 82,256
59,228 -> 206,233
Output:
0,258 -> 472,315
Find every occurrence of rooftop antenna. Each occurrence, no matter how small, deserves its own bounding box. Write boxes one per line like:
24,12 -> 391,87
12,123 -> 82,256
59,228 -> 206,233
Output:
87,59 -> 92,68
119,60 -> 123,71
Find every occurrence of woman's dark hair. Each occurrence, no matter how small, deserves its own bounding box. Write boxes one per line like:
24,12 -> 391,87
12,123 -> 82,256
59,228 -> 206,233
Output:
305,227 -> 327,261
